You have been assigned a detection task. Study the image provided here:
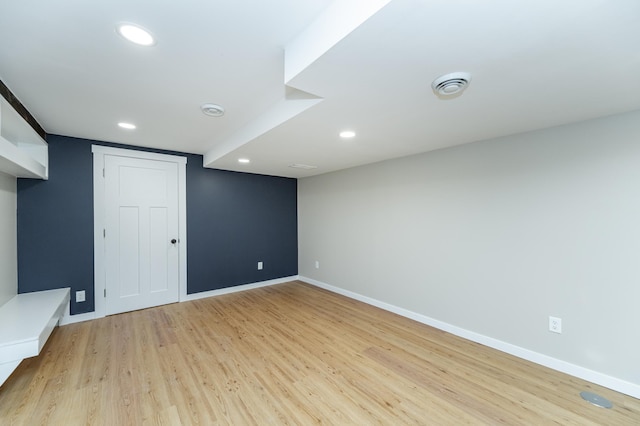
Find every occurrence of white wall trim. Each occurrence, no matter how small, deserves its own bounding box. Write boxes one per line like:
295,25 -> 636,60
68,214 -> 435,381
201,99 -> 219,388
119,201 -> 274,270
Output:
60,276 -> 297,325
91,145 -> 187,319
91,145 -> 188,165
181,276 -> 298,302
60,310 -> 96,326
299,276 -> 640,399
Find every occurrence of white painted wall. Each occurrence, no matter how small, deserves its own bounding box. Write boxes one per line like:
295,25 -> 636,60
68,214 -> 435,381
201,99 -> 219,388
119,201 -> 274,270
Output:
0,172 -> 17,307
298,109 -> 640,391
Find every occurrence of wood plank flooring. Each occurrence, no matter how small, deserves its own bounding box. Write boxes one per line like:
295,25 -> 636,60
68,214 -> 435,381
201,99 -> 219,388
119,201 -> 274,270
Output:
1,281 -> 638,425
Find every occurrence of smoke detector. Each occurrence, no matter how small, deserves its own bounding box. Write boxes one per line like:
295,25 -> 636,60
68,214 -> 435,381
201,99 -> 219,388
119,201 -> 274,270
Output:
201,103 -> 225,117
431,72 -> 472,98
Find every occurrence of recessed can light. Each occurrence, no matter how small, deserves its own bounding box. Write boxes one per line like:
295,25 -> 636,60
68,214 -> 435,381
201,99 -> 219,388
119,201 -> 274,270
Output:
116,23 -> 155,46
118,122 -> 136,130
238,158 -> 250,164
339,130 -> 356,138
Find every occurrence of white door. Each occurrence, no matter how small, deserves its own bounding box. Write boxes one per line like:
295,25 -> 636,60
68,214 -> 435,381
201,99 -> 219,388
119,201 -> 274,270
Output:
104,154 -> 180,315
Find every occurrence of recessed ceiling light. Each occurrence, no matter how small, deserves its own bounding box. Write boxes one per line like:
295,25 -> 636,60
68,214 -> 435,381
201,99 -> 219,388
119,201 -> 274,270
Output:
201,103 -> 225,117
339,130 -> 356,138
118,122 -> 136,130
116,23 -> 155,46
238,158 -> 250,164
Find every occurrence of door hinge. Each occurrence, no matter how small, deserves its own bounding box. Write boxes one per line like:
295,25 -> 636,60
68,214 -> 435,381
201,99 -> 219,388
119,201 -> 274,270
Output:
103,168 -> 105,177
104,288 -> 106,297
103,229 -> 106,238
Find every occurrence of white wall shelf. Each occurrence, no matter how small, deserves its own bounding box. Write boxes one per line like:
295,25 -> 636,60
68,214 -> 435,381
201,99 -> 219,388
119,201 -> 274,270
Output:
0,288 -> 70,386
0,96 -> 48,179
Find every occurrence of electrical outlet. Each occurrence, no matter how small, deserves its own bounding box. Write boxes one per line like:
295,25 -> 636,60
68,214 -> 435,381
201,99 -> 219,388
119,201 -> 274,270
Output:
549,316 -> 562,334
315,260 -> 320,269
76,290 -> 86,303
258,261 -> 263,270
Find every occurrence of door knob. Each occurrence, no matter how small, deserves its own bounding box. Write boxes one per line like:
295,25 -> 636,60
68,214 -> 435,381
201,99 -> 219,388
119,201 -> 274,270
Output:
171,238 -> 178,244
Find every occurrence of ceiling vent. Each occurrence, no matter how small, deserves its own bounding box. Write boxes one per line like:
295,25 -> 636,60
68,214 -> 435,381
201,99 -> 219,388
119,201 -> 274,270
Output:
431,72 -> 471,98
201,103 -> 225,117
289,163 -> 318,170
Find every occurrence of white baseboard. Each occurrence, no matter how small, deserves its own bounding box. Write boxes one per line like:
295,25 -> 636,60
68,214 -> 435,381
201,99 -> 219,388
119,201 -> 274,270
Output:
181,276 -> 297,302
60,309 -> 96,326
60,276 -> 297,326
299,276 -> 640,400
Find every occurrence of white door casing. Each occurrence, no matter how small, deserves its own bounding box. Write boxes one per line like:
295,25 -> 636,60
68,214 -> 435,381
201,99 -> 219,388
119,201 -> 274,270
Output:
93,146 -> 187,318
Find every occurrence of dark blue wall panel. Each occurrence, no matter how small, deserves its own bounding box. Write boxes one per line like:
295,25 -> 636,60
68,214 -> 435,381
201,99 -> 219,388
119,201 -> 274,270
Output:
17,135 -> 298,315
187,164 -> 297,293
17,136 -> 94,313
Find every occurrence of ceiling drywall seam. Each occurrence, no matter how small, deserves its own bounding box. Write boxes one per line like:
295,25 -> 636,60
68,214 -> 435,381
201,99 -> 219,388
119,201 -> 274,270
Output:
202,0 -> 392,169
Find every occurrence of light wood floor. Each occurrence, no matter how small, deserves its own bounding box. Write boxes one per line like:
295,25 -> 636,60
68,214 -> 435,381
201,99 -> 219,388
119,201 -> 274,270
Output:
1,281 -> 638,425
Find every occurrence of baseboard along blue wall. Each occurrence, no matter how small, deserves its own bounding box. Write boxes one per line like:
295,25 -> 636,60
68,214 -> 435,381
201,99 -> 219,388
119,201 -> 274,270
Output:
17,135 -> 298,315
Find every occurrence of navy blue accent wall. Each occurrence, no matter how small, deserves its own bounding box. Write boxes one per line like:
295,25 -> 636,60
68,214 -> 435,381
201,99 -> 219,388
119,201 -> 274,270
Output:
17,136 -> 94,313
187,165 -> 297,293
17,135 -> 298,315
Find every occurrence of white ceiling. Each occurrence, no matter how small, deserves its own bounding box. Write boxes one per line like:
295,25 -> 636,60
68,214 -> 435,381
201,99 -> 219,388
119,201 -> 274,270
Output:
1,0 -> 640,178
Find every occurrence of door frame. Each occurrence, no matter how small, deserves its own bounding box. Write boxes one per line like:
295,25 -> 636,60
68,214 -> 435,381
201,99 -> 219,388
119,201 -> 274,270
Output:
92,145 -> 187,319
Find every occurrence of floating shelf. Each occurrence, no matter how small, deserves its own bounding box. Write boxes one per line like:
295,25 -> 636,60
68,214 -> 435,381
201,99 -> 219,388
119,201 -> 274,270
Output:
0,288 -> 70,386
0,96 -> 48,179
